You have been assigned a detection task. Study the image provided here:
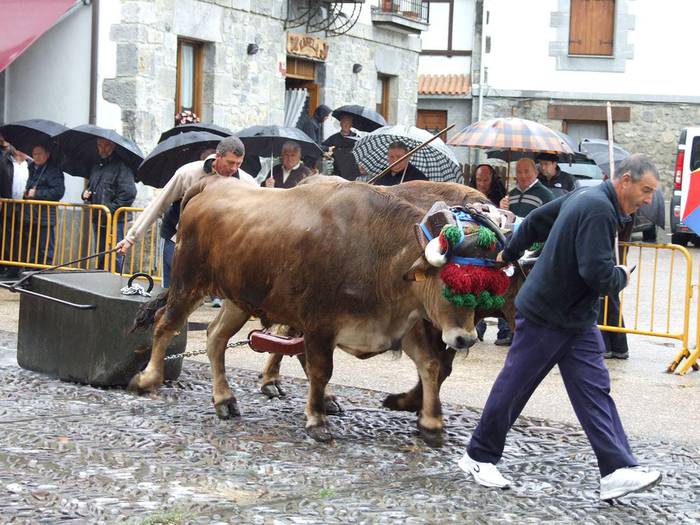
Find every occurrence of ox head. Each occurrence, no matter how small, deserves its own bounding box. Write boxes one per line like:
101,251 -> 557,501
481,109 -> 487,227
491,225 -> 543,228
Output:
405,202 -> 516,351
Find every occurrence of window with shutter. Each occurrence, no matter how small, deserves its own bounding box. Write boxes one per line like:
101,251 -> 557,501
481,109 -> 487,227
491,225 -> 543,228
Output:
568,0 -> 615,56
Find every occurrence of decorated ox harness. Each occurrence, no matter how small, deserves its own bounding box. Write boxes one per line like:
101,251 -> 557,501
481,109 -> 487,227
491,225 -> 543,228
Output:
417,203 -> 516,310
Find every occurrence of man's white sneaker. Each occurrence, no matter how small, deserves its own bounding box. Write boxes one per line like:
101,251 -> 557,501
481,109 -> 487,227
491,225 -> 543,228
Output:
600,467 -> 662,501
457,452 -> 512,489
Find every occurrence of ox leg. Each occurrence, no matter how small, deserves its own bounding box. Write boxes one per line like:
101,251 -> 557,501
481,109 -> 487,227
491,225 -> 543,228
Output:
303,332 -> 335,442
296,353 -> 342,415
260,354 -> 286,398
384,321 -> 455,447
208,300 -> 249,419
128,292 -> 203,394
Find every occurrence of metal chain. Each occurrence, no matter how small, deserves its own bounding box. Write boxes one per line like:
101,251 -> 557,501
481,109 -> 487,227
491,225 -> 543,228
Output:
163,339 -> 250,361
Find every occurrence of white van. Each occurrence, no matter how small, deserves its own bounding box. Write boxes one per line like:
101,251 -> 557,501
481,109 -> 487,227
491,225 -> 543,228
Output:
671,127 -> 700,245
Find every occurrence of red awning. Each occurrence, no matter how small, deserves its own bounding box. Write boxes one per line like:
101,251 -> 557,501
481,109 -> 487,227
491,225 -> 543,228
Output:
0,0 -> 79,73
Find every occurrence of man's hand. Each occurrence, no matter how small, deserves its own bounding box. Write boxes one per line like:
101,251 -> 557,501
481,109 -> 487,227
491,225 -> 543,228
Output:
496,250 -> 505,263
616,264 -> 632,286
264,177 -> 275,188
499,195 -> 509,210
82,189 -> 92,202
357,163 -> 366,176
26,188 -> 36,199
115,238 -> 133,255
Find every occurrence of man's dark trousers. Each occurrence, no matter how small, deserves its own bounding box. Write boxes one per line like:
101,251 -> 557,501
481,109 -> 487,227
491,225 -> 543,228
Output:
467,314 -> 637,477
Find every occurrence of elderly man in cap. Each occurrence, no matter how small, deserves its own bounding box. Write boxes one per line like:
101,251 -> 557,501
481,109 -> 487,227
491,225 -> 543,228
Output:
115,136 -> 256,287
536,152 -> 576,197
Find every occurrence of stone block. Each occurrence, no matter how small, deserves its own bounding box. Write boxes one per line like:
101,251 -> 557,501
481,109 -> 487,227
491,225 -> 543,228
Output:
110,24 -> 147,43
17,271 -> 186,387
173,0 -> 223,42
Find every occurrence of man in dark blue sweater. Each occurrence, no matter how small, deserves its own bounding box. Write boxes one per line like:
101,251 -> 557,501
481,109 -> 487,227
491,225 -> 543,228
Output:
458,154 -> 662,501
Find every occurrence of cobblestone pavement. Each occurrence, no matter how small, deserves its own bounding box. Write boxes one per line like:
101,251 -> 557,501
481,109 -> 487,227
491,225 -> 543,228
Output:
1,346 -> 699,525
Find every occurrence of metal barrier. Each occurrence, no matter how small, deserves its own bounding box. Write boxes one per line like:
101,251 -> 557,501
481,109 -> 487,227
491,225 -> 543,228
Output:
598,241 -> 695,374
0,198 -> 112,271
668,257 -> 700,376
110,207 -> 163,281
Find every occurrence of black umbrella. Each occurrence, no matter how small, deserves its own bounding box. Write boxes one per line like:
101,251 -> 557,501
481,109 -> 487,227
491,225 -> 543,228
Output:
55,124 -> 144,178
0,119 -> 68,155
579,138 -> 664,228
486,149 -> 590,164
236,125 -> 322,158
158,122 -> 233,144
137,131 -> 223,188
332,105 -> 387,132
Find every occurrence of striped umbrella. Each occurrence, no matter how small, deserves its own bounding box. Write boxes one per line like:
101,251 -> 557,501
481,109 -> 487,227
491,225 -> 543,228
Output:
352,125 -> 462,183
449,117 -> 574,155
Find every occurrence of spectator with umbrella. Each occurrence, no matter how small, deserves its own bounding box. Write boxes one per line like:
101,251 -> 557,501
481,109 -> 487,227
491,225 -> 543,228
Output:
16,143 -> 65,273
297,104 -> 331,167
81,138 -> 137,271
56,124 -> 143,270
261,141 -> 311,189
115,136 -> 256,287
536,152 -> 576,197
371,140 -> 428,186
500,158 -> 555,218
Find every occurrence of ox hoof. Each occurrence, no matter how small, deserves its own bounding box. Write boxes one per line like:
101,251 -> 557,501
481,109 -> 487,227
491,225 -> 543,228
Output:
382,393 -> 420,413
324,396 -> 343,415
306,424 -> 334,443
126,373 -> 158,395
261,381 -> 286,399
417,422 -> 444,448
214,397 -> 241,420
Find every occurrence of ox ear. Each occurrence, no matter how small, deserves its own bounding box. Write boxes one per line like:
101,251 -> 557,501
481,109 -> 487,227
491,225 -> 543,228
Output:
404,254 -> 433,282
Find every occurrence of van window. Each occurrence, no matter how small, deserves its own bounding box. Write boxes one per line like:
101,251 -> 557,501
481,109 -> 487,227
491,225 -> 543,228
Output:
691,137 -> 700,172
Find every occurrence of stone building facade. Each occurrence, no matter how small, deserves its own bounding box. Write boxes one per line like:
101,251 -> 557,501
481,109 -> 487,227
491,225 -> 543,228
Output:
105,0 -> 422,155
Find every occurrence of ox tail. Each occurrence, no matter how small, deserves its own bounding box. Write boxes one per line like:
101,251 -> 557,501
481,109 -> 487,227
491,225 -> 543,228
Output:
129,290 -> 169,333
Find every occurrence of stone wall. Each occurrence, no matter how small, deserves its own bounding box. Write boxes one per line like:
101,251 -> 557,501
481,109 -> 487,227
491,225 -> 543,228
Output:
104,0 -> 421,157
480,97 -> 700,193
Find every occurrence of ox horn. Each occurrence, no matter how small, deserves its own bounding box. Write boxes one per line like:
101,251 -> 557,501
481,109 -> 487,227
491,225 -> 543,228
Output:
424,237 -> 448,267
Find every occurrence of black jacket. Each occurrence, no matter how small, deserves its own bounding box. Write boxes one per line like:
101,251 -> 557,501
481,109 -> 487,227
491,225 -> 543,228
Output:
23,159 -> 65,224
502,181 -> 629,331
0,149 -> 14,199
537,167 -> 576,197
86,155 -> 137,213
373,163 -> 428,186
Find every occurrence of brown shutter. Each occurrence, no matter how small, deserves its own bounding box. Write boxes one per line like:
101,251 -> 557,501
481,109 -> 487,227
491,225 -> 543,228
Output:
569,0 -> 615,56
417,110 -> 448,141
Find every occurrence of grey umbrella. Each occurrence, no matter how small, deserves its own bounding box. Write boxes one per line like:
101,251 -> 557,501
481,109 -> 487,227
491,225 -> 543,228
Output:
580,138 -> 664,228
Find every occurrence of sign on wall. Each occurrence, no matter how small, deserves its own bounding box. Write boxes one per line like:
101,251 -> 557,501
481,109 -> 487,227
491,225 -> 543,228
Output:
286,32 -> 329,61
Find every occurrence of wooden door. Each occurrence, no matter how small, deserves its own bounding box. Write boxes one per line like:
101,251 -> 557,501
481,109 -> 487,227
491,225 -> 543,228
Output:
417,109 -> 448,140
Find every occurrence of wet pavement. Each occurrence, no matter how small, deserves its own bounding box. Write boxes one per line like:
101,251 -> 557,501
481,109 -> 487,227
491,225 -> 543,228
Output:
1,342 -> 699,524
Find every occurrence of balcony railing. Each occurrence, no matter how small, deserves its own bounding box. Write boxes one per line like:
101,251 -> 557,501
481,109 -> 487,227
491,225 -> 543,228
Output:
372,0 -> 429,33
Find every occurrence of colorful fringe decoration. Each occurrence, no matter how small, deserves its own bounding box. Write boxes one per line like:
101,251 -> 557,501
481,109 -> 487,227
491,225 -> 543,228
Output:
440,263 -> 510,309
475,225 -> 497,250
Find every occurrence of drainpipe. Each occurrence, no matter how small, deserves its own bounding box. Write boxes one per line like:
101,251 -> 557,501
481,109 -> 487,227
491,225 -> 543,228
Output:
89,0 -> 99,125
477,0 -> 487,123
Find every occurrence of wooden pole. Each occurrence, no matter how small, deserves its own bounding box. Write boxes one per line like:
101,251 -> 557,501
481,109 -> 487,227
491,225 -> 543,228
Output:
367,124 -> 456,184
606,102 -> 615,179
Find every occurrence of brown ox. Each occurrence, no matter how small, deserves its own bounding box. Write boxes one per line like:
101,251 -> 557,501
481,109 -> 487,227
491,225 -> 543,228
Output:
258,179 -> 523,439
129,177 -> 482,443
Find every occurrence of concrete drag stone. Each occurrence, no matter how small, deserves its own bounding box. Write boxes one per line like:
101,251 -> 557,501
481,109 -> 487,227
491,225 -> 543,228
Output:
0,359 -> 698,524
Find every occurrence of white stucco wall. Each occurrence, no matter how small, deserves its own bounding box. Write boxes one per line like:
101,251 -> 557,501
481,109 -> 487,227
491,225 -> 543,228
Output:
4,4 -> 93,202
484,0 -> 700,99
